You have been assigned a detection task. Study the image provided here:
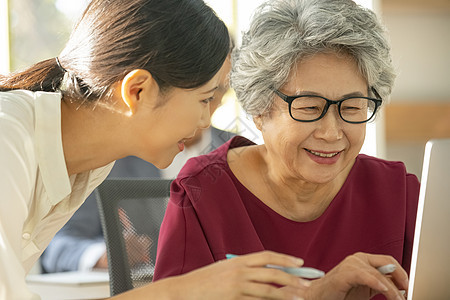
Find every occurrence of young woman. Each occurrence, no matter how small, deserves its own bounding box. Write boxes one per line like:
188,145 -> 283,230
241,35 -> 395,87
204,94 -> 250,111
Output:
0,0 -> 308,299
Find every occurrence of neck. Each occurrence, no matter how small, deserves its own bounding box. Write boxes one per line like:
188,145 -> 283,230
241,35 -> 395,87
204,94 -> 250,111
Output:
60,98 -> 130,175
258,146 -> 351,222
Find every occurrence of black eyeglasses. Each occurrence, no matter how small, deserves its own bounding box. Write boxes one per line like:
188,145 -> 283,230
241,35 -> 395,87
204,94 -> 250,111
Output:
273,87 -> 382,124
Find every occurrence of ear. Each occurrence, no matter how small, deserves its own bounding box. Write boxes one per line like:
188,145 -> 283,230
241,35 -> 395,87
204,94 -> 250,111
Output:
253,115 -> 263,131
120,69 -> 157,115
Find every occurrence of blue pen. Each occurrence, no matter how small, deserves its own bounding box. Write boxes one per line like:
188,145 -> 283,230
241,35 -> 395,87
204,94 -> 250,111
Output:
225,254 -> 325,279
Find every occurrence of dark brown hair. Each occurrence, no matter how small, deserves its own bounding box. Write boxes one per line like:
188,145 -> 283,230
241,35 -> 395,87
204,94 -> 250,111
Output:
0,0 -> 230,102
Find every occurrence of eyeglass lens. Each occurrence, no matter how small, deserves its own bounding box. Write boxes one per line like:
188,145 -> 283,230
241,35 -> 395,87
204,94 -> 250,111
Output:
290,96 -> 377,122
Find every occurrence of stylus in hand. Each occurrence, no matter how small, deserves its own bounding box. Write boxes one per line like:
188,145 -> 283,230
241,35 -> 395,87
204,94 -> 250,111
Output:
225,254 -> 325,279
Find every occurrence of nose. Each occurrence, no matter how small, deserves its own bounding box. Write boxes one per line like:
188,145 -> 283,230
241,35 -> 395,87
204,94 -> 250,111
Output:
198,103 -> 211,129
313,106 -> 344,141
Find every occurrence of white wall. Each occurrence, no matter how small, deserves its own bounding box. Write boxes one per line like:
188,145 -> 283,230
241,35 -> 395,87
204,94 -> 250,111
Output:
383,11 -> 450,102
381,3 -> 450,177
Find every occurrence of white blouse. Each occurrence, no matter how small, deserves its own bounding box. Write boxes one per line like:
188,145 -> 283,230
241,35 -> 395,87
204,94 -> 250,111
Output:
0,90 -> 114,299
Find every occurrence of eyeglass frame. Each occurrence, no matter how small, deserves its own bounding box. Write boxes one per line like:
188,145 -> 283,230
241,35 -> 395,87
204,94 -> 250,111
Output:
273,87 -> 383,124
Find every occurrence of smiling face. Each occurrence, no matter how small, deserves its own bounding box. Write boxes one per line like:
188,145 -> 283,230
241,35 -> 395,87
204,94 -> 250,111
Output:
130,63 -> 227,169
258,52 -> 368,184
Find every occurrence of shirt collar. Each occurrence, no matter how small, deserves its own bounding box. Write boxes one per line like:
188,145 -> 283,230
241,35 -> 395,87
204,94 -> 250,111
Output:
34,92 -> 72,205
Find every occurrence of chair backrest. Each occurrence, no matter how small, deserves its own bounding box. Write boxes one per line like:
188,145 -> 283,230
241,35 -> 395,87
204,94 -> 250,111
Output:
95,178 -> 172,296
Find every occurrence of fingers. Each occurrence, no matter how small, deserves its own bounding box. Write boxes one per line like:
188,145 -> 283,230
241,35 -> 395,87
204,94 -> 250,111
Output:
307,252 -> 408,300
357,254 -> 409,290
347,267 -> 401,299
348,253 -> 408,300
177,252 -> 310,300
118,207 -> 135,232
356,252 -> 409,292
222,251 -> 407,300
232,251 -> 304,268
221,251 -> 309,299
244,267 -> 312,291
369,270 -> 406,300
240,281 -> 306,300
124,232 -> 152,265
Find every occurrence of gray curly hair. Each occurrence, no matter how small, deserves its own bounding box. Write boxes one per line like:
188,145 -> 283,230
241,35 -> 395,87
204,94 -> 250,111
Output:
231,0 -> 396,117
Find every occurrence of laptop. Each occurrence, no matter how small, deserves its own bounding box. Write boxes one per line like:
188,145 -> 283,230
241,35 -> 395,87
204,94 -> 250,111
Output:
408,138 -> 450,300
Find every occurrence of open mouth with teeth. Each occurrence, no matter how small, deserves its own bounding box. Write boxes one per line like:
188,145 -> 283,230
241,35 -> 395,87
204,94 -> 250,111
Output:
305,149 -> 340,158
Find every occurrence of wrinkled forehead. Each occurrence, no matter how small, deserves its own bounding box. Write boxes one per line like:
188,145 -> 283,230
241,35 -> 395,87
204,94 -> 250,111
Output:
282,51 -> 368,97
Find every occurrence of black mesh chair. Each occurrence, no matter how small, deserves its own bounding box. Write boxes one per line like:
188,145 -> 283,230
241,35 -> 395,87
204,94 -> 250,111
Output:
95,178 -> 172,296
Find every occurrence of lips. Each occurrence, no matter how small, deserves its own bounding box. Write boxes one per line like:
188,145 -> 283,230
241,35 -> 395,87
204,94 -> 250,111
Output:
304,148 -> 343,165
305,149 -> 341,158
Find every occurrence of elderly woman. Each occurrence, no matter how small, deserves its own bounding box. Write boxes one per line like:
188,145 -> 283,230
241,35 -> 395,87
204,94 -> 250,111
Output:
154,0 -> 418,299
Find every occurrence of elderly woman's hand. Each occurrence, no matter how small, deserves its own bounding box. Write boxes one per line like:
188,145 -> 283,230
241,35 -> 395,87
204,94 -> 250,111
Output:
305,252 -> 408,300
167,250 -> 310,300
113,251 -> 311,300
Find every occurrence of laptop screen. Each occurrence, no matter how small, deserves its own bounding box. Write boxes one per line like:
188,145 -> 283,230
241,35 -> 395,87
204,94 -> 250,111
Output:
408,138 -> 450,300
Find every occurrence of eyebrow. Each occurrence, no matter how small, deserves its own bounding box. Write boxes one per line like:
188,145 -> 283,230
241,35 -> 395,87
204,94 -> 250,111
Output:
294,90 -> 366,98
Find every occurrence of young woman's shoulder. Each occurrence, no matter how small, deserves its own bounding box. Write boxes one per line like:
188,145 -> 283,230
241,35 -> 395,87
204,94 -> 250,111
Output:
1,90 -> 35,116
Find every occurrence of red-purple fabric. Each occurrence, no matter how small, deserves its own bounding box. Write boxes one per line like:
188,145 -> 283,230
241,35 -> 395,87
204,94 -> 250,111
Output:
154,136 -> 419,291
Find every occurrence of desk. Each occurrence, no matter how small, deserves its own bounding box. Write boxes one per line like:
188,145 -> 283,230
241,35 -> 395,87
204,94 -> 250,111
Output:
26,271 -> 110,300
